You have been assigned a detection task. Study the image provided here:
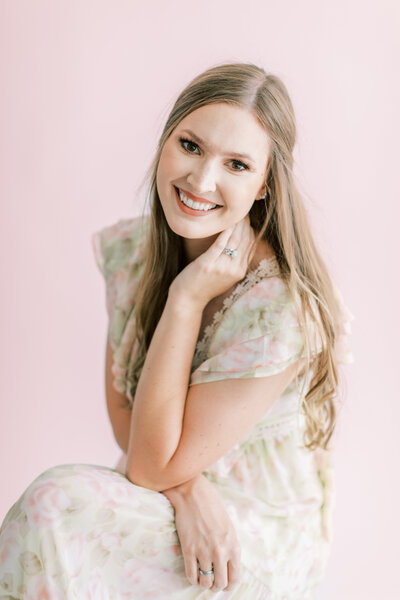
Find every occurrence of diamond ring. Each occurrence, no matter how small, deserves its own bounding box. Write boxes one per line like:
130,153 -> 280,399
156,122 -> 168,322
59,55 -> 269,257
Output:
223,247 -> 238,259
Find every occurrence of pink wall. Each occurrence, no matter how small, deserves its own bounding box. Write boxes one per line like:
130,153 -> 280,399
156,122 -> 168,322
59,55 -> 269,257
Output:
1,1 -> 398,598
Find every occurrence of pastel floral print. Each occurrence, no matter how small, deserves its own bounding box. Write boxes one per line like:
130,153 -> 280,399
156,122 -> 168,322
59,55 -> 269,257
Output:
0,216 -> 353,599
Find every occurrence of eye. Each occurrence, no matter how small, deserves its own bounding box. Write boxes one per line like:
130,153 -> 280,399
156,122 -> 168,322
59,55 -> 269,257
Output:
178,136 -> 250,172
229,159 -> 249,172
179,137 -> 200,154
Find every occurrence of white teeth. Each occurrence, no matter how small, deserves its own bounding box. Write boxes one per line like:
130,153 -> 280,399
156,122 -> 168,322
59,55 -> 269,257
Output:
178,189 -> 217,211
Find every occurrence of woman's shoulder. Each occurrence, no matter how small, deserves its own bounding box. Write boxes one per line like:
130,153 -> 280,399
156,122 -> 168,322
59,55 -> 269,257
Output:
190,269 -> 305,385
214,267 -> 298,347
92,213 -> 150,277
91,214 -> 150,356
225,267 -> 354,367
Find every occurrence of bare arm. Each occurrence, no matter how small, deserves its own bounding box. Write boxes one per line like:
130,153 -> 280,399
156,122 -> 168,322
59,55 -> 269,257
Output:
125,219 -> 304,491
105,336 -> 223,506
105,337 -> 207,491
105,337 -> 241,591
125,290 -> 301,491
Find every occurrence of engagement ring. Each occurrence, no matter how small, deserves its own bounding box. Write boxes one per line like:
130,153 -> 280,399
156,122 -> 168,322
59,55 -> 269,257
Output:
223,247 -> 238,259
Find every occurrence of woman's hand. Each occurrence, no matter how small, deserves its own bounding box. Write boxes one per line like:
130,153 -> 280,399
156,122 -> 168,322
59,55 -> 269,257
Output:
162,474 -> 241,592
169,215 -> 256,310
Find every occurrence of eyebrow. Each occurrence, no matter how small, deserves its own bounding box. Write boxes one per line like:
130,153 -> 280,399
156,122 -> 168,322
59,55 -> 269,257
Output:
180,128 -> 257,165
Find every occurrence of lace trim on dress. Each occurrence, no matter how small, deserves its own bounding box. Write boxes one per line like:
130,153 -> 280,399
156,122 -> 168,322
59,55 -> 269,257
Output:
244,412 -> 303,444
193,256 -> 281,368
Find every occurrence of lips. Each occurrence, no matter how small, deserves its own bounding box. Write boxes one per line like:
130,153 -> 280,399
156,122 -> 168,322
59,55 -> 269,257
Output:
174,186 -> 222,216
175,186 -> 222,207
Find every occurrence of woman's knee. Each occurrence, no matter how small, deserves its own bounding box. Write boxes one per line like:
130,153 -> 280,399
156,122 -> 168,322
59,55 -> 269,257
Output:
20,463 -> 173,528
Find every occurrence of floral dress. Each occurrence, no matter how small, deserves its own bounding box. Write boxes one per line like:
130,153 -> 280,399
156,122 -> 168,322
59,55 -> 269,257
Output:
0,215 -> 353,599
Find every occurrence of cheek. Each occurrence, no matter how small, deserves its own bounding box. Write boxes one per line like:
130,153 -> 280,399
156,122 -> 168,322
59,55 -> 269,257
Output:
225,183 -> 256,211
156,159 -> 176,198
158,147 -> 186,180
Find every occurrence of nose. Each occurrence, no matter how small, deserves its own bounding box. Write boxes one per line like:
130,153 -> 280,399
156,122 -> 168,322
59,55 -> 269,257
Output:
186,159 -> 217,194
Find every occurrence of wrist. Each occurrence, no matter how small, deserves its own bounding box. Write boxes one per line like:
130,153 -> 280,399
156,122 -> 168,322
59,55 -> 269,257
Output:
161,474 -> 205,505
168,283 -> 207,314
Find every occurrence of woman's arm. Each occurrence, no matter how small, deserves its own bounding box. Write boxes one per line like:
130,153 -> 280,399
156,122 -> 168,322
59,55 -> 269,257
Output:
105,338 -> 241,592
126,295 -> 202,472
124,226 -> 239,478
126,220 -> 302,491
105,335 -> 221,505
106,336 -> 212,504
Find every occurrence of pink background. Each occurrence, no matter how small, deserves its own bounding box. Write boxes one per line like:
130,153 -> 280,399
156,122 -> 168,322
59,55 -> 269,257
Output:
0,1 -> 398,598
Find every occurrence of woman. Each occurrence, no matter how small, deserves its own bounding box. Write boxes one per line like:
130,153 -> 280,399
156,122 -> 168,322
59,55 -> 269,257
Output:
0,63 -> 353,599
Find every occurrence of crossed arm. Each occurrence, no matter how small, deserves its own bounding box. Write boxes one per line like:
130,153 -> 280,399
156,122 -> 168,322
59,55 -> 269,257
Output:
122,288 -> 302,492
105,336 -> 243,591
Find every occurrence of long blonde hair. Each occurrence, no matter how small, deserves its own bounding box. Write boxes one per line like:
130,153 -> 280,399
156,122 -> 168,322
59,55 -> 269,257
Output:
128,62 -> 344,451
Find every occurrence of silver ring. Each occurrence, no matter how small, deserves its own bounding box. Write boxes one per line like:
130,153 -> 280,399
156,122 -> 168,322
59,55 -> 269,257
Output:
199,567 -> 214,576
223,247 -> 238,259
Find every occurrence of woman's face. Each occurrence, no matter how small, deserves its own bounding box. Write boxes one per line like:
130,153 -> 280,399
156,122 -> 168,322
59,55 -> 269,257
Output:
156,102 -> 271,241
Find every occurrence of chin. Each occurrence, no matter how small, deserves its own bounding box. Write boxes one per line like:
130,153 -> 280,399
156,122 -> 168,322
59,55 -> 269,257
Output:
169,219 -> 221,240
161,210 -> 222,241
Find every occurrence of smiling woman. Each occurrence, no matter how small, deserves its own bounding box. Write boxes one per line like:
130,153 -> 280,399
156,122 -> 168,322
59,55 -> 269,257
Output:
156,102 -> 271,250
0,62 -> 353,599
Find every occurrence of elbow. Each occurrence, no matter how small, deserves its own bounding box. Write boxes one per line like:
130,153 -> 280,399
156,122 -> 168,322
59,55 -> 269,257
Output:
125,467 -> 164,492
125,456 -> 168,492
125,457 -> 192,492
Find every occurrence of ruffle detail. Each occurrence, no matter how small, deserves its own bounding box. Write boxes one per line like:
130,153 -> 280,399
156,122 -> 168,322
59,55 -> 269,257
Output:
192,256 -> 281,369
190,275 -> 305,385
92,215 -> 354,405
91,214 -> 149,404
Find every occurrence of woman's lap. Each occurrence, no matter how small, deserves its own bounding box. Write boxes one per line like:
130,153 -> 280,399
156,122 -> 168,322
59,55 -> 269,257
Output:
0,463 -> 320,599
0,464 -> 193,598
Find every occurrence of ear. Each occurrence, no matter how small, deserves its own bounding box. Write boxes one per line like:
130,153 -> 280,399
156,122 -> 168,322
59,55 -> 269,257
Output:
255,184 -> 267,201
256,158 -> 271,200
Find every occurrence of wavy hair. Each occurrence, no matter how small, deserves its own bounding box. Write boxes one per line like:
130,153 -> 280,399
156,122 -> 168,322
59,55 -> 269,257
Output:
126,62 -> 344,451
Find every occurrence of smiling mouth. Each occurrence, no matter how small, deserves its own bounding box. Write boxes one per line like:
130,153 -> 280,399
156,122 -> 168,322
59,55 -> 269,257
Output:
175,187 -> 221,212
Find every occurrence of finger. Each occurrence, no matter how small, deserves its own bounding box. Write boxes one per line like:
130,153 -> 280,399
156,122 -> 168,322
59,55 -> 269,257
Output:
225,557 -> 241,591
223,219 -> 248,254
222,220 -> 254,269
210,556 -> 228,592
203,226 -> 235,261
183,552 -> 198,586
197,559 -> 214,590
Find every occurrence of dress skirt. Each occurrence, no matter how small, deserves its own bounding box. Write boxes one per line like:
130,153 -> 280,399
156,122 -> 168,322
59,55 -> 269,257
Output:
0,421 -> 334,599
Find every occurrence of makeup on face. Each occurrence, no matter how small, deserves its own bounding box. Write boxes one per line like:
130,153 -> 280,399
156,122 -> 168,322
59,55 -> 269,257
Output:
174,186 -> 222,217
156,103 -> 270,240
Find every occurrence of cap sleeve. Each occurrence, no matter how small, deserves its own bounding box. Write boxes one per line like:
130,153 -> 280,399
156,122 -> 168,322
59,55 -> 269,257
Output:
189,277 -> 306,386
91,214 -> 149,402
189,276 -> 354,387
